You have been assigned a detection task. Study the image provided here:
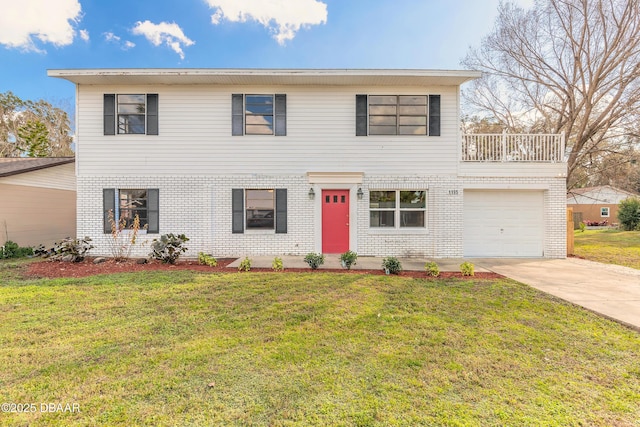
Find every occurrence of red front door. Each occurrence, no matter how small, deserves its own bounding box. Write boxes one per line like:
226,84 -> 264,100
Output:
322,190 -> 350,253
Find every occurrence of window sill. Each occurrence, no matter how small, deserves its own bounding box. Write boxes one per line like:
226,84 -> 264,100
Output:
244,229 -> 275,235
368,228 -> 429,235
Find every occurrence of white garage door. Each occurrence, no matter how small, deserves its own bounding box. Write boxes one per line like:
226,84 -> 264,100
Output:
464,190 -> 544,257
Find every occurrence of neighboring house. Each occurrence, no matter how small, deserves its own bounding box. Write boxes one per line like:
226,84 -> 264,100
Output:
48,68 -> 567,258
567,185 -> 638,225
0,157 -> 76,247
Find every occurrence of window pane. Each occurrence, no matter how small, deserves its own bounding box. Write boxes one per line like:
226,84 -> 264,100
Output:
246,125 -> 274,135
399,116 -> 426,126
399,105 -> 427,115
369,105 -> 396,115
118,94 -> 145,104
118,115 -> 145,134
246,189 -> 274,229
370,211 -> 395,227
246,115 -> 274,125
369,95 -> 397,104
245,104 -> 273,115
400,211 -> 425,227
399,191 -> 426,208
118,104 -> 146,114
399,126 -> 427,135
399,95 -> 427,105
370,191 -> 396,208
369,125 -> 397,135
246,95 -> 273,105
370,116 -> 397,126
118,189 -> 148,228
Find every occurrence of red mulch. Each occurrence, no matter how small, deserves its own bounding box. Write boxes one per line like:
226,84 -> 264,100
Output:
26,258 -> 503,280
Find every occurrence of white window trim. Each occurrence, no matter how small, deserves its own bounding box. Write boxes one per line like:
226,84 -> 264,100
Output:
369,190 -> 428,232
601,207 -> 610,217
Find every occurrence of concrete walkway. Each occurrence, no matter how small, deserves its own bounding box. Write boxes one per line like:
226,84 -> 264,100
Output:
228,255 -> 640,331
227,255 -> 491,273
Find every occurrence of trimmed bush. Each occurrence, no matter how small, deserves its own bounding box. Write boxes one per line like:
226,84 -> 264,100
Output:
304,253 -> 325,270
382,257 -> 402,274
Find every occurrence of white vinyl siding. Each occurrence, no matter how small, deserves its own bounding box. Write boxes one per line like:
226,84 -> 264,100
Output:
76,85 -> 459,176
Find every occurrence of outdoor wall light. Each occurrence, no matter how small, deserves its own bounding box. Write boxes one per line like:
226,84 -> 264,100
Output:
357,187 -> 364,199
308,187 -> 315,199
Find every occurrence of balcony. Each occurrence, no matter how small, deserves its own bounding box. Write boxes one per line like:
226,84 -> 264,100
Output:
462,134 -> 565,163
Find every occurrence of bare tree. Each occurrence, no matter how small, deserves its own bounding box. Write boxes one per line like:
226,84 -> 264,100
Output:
462,0 -> 640,189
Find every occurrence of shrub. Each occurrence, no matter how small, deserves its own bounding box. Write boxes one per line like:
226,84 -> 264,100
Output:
198,252 -> 218,267
424,261 -> 440,277
149,233 -> 189,264
50,237 -> 94,262
460,261 -> 475,276
238,257 -> 251,272
382,257 -> 402,275
578,221 -> 586,232
304,253 -> 325,270
272,256 -> 284,272
339,250 -> 358,270
106,210 -> 142,262
0,241 -> 33,259
618,198 -> 640,231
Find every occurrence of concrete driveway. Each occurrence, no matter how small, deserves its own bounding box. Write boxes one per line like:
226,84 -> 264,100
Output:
475,258 -> 640,331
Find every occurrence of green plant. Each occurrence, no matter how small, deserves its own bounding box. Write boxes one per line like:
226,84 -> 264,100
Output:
198,252 -> 218,267
272,256 -> 284,271
238,257 -> 251,272
579,221 -> 586,232
618,197 -> 640,231
304,253 -> 325,270
339,250 -> 358,270
50,237 -> 94,262
425,261 -> 440,277
382,256 -> 402,274
460,261 -> 475,276
149,234 -> 189,264
0,241 -> 33,259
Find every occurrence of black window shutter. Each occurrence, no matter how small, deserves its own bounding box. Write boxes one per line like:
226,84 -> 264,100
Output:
356,95 -> 367,136
275,189 -> 287,234
103,188 -> 115,233
232,94 -> 244,136
146,94 -> 158,135
232,189 -> 244,233
274,94 -> 287,136
104,94 -> 115,135
147,189 -> 159,233
428,95 -> 441,136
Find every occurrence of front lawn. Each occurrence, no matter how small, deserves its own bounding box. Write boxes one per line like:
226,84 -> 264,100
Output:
574,229 -> 640,269
1,265 -> 639,426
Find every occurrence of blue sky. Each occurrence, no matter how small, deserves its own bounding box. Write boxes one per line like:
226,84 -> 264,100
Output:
0,0 -> 533,111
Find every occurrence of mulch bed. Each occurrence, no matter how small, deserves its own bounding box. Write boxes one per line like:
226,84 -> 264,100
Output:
25,258 -> 503,280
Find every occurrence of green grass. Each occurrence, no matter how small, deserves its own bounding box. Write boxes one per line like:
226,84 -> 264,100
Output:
574,229 -> 640,269
1,264 -> 639,426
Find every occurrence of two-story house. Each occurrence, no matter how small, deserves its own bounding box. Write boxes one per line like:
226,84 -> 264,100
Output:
48,68 -> 567,258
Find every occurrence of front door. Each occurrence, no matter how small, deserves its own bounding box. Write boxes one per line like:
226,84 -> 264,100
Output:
322,189 -> 350,253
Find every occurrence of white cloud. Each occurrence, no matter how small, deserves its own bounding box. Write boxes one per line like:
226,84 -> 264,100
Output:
79,29 -> 90,42
104,32 -> 135,50
0,0 -> 82,51
205,0 -> 327,45
131,20 -> 194,59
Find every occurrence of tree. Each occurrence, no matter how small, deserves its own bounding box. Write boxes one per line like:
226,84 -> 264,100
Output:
17,120 -> 50,157
0,91 -> 73,157
462,0 -> 640,189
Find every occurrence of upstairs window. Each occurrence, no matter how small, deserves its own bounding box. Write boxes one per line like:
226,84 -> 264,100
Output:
369,190 -> 426,228
232,94 -> 286,136
117,95 -> 146,134
104,94 -> 158,135
356,94 -> 440,136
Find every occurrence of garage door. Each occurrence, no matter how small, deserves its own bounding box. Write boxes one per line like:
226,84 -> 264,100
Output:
464,190 -> 544,257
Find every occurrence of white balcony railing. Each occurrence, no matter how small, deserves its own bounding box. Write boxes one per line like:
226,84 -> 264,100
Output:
462,134 -> 565,163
